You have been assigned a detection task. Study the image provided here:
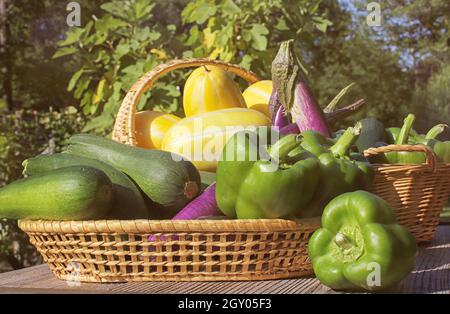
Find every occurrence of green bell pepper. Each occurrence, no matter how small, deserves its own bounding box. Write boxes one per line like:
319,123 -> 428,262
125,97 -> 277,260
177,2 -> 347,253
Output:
414,124 -> 448,145
300,130 -> 334,157
385,125 -> 419,145
432,140 -> 450,163
297,124 -> 374,218
416,124 -> 450,163
441,204 -> 450,223
216,131 -> 320,219
308,190 -> 417,291
375,114 -> 426,164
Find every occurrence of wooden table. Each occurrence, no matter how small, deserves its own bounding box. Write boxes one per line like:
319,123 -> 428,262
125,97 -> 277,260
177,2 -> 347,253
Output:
0,226 -> 449,294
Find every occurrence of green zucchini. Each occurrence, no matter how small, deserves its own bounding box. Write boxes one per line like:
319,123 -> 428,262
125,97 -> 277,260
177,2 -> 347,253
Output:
66,134 -> 201,218
355,117 -> 386,152
0,166 -> 113,220
22,153 -> 149,219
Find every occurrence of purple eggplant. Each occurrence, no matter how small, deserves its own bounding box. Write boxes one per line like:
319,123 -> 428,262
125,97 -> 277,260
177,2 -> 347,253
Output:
148,183 -> 221,242
172,183 -> 220,220
272,40 -> 331,138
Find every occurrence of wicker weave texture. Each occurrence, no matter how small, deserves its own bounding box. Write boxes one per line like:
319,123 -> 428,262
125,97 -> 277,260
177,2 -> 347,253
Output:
19,219 -> 320,282
365,145 -> 450,242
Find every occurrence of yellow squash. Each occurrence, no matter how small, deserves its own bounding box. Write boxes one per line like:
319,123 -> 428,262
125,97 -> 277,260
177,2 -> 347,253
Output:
162,108 -> 270,171
134,111 -> 180,149
242,80 -> 273,117
183,65 -> 246,117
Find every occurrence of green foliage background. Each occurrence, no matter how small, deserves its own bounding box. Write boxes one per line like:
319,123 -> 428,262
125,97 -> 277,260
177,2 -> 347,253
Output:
0,0 -> 449,271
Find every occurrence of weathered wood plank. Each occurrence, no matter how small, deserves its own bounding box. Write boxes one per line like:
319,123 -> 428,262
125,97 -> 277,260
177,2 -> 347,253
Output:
0,226 -> 448,294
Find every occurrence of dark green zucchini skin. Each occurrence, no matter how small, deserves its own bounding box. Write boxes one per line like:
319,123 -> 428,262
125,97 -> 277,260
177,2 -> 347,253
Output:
0,166 -> 113,220
355,117 -> 386,152
199,171 -> 216,191
23,153 -> 149,219
67,134 -> 201,218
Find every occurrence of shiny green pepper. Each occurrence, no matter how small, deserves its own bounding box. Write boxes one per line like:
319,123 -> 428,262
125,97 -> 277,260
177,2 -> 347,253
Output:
432,140 -> 450,163
374,114 -> 426,164
216,131 -> 319,219
308,190 -> 417,291
415,124 -> 450,163
297,125 -> 374,218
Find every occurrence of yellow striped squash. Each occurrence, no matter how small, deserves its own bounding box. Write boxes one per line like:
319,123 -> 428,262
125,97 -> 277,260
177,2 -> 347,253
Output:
134,111 -> 181,149
183,66 -> 246,117
162,108 -> 270,171
242,80 -> 273,117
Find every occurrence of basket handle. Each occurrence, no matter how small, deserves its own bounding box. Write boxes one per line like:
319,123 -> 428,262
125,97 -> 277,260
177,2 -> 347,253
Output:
112,58 -> 261,145
363,144 -> 437,171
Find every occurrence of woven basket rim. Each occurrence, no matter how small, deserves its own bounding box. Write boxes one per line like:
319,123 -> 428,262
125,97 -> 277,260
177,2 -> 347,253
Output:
112,58 -> 260,145
18,218 -> 321,234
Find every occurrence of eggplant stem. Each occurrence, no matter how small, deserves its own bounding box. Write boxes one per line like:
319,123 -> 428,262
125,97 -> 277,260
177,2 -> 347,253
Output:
324,82 -> 356,113
324,99 -> 366,122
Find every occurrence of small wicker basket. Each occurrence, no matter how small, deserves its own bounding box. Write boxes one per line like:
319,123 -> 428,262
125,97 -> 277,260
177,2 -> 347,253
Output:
364,144 -> 450,242
19,59 -> 321,283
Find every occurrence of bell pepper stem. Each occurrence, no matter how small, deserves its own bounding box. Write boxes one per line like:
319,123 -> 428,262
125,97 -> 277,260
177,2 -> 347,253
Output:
425,124 -> 448,140
396,114 -> 415,145
268,134 -> 299,163
335,232 -> 352,250
329,123 -> 362,157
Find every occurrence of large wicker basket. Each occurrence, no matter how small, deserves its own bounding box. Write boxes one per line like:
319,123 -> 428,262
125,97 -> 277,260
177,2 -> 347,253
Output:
19,218 -> 320,282
19,59 -> 322,283
364,144 -> 450,243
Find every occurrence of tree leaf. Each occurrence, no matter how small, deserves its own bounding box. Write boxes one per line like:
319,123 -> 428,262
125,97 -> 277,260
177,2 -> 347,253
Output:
52,46 -> 78,59
250,24 -> 269,51
67,69 -> 84,92
95,15 -> 128,33
187,2 -> 217,24
92,79 -> 107,105
275,18 -> 289,31
133,0 -> 155,20
216,24 -> 233,47
83,114 -> 114,133
100,2 -> 129,19
58,27 -> 85,46
74,77 -> 91,99
203,28 -> 216,48
186,26 -> 200,45
240,55 -> 253,69
222,0 -> 241,16
113,43 -> 130,60
312,16 -> 332,33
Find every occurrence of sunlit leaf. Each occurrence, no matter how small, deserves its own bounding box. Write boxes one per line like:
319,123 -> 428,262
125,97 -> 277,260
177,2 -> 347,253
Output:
52,46 -> 78,59
222,0 -> 241,16
67,69 -> 84,92
250,24 -> 269,51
